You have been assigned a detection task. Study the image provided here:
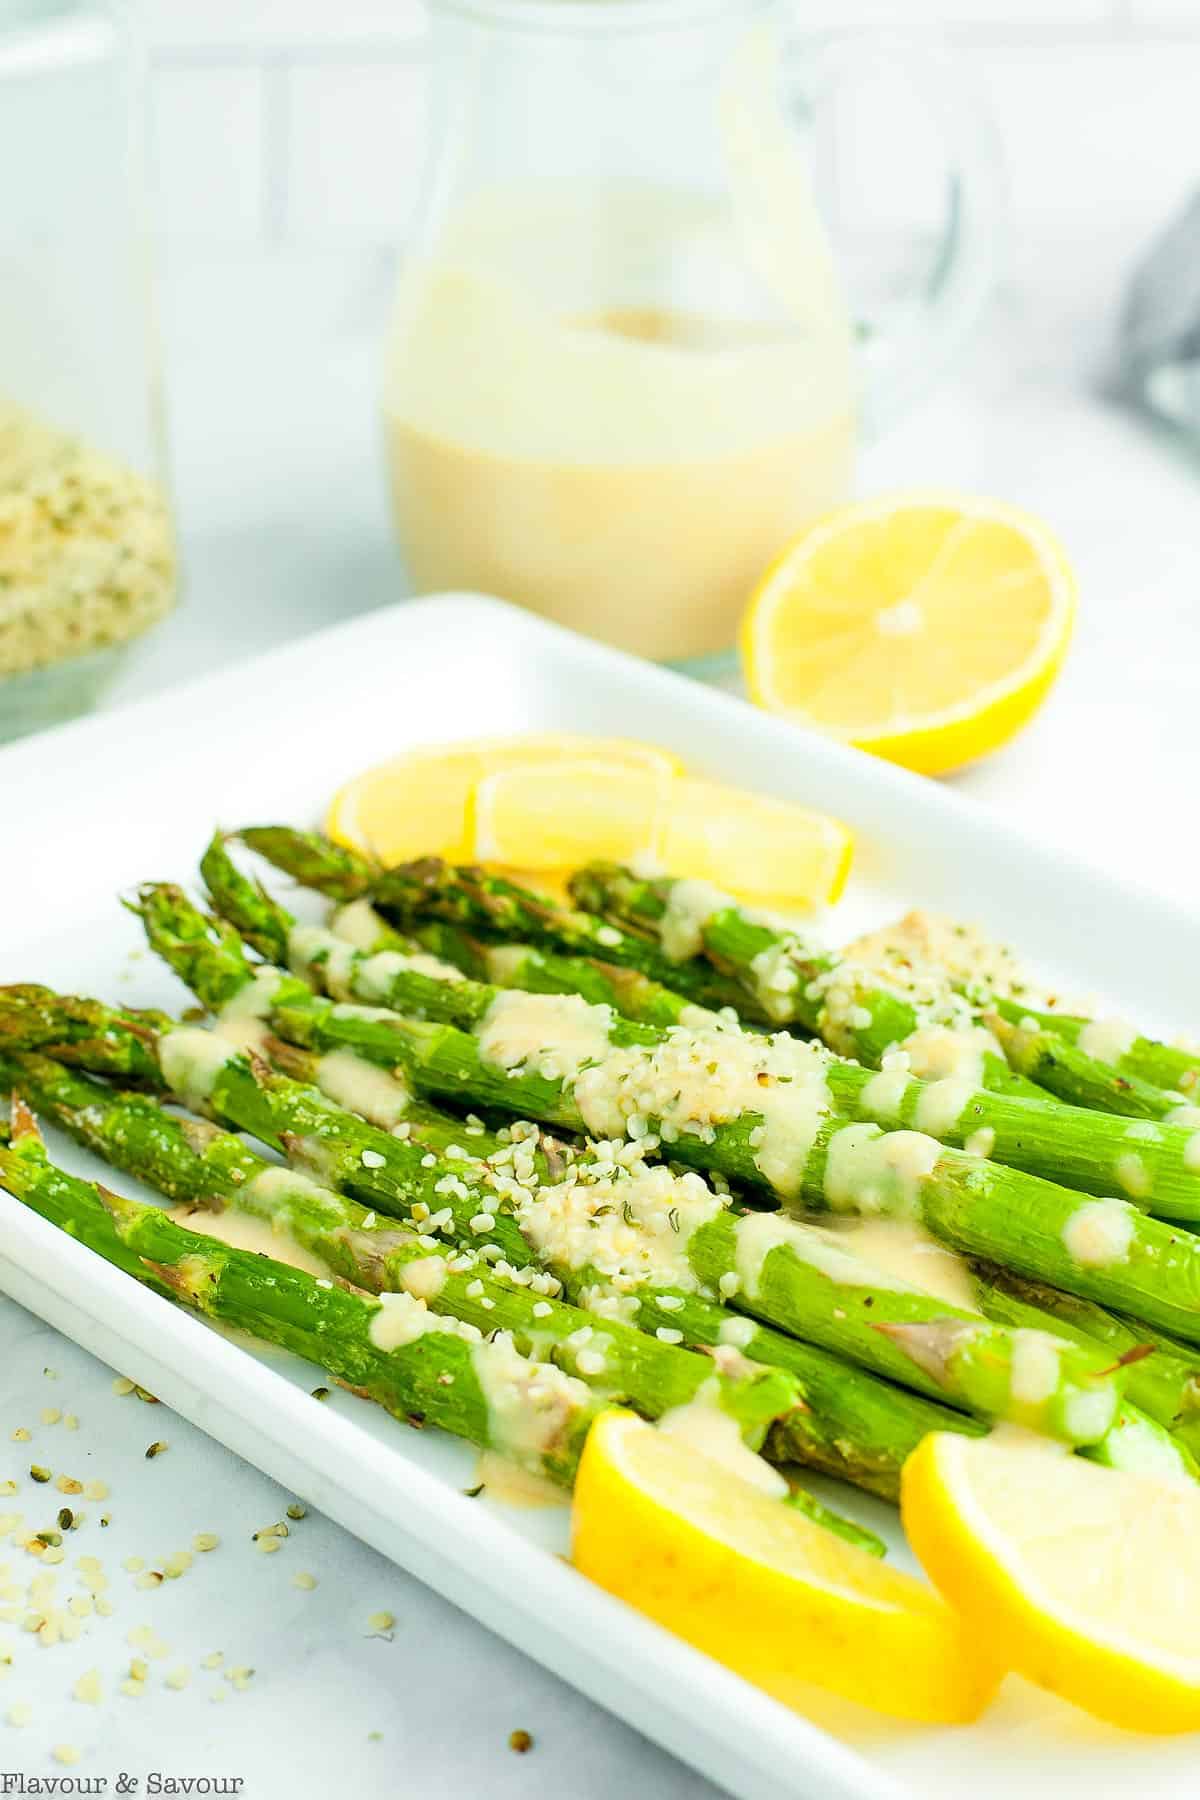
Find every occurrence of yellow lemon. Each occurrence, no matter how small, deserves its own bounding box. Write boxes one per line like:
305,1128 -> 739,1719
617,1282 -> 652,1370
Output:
572,1411 -> 1001,1725
469,765 -> 852,903
468,760 -> 671,869
326,736 -> 683,864
660,777 -> 852,905
741,493 -> 1077,776
902,1429 -> 1200,1733
328,735 -> 852,906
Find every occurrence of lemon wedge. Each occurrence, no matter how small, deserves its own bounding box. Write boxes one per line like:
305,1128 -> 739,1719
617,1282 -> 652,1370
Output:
470,766 -> 851,901
326,736 -> 683,864
572,1411 -> 1000,1725
902,1429 -> 1200,1733
328,735 -> 852,907
469,760 -> 671,868
741,493 -> 1077,776
661,777 -> 852,904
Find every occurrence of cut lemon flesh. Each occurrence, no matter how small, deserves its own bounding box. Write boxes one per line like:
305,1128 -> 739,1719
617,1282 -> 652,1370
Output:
328,734 -> 853,907
902,1429 -> 1200,1733
572,1411 -> 1000,1725
741,494 -> 1077,776
472,765 -> 851,902
327,735 -> 683,864
661,777 -> 853,904
491,866 -> 572,905
469,760 -> 670,868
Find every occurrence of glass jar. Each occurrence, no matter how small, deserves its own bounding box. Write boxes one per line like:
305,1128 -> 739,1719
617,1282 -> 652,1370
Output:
384,0 -> 1002,670
0,0 -> 175,744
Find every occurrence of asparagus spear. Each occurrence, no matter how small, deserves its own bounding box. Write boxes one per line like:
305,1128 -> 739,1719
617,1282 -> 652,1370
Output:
214,823 -> 714,1031
248,1031 -> 1200,1480
0,1051 -> 955,1514
293,936 -> 1200,1216
106,884 -> 1200,1358
0,982 -> 175,1085
240,828 -> 1200,1119
322,910 -> 1200,1229
230,824 -> 728,1026
201,860 -> 1104,1236
244,863 -> 1155,1232
200,830 -> 714,1040
970,1260 -> 1200,1451
3,1089 -> 894,1546
219,1044 -> 997,1496
0,992 -> 549,1272
130,879 -> 830,1203
4,965 -> 1129,1446
825,1054 -> 1200,1223
571,865 -> 1200,1135
0,1052 -> 811,1452
0,1102 -> 599,1486
258,1031 -> 1186,1479
368,1100 -> 1133,1449
987,1013 -> 1195,1122
72,874 -> 1173,1447
0,974 -> 512,1168
979,999 -> 1200,1098
332,896 -> 717,1031
568,863 -> 1047,1094
2,971 -> 1134,1455
205,825 -> 722,1041
1081,1407 -> 1198,1480
5,1040 -> 1177,1488
236,828 -> 756,1017
248,1001 -> 1200,1351
141,915 -> 1200,1388
199,841 -> 1200,1226
965,1261 -> 1200,1480
209,976 -> 1200,1367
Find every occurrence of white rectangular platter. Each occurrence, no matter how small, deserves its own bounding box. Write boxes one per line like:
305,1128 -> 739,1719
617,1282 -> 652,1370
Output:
1,593 -> 1198,1800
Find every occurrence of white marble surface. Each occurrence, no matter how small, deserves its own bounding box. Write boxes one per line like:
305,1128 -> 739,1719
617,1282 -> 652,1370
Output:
0,1306 -> 723,1800
5,117 -> 1200,1797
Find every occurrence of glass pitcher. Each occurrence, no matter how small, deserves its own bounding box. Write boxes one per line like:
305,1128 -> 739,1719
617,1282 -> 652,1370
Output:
384,0 -> 1001,669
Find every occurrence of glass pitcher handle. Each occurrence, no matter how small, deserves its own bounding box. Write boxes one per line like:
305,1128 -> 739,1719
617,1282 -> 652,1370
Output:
791,32 -> 1007,440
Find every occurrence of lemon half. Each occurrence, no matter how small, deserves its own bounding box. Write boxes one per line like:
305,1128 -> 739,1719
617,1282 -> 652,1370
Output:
741,493 -> 1076,775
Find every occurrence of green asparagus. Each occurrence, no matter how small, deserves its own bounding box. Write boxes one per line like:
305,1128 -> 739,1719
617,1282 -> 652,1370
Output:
568,863 -> 1045,1091
987,1013 -> 1195,1122
0,1050 -> 967,1510
252,1001 -> 1200,1351
207,829 -> 713,1032
0,1053 -> 813,1456
340,898 -> 716,1030
984,999 -> 1200,1098
198,842 -> 1200,1227
3,969 -> 1131,1445
0,973 -> 515,1168
2,1090 -> 898,1543
109,881 -> 1200,1360
824,1057 -> 1200,1222
236,828 -> 757,1017
970,1260 -> 1200,1454
237,828 -> 1200,1122
571,865 -> 1200,1134
0,1102 -> 600,1486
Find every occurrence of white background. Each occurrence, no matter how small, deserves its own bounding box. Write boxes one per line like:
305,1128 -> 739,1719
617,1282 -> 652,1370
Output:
141,0 -> 1200,253
4,1 -> 1200,1796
